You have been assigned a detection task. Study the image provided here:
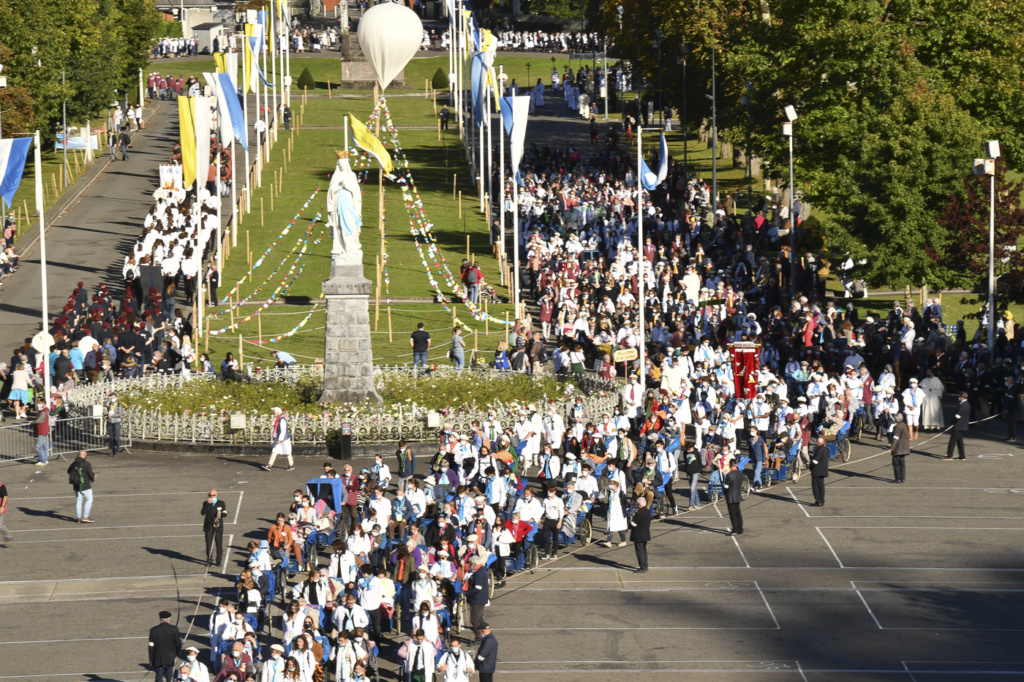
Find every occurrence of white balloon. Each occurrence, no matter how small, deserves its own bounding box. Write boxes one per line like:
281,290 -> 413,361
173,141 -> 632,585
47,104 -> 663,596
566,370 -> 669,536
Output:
358,3 -> 423,91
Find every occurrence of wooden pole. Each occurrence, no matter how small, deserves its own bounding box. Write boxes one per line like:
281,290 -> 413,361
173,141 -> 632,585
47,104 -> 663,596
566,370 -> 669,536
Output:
466,235 -> 470,260
261,198 -> 264,226
327,80 -> 332,98
204,321 -> 209,353
258,310 -> 263,345
438,119 -> 441,141
230,303 -> 235,326
239,334 -> 244,370
484,298 -> 489,335
453,174 -> 457,199
474,328 -> 478,351
458,191 -> 462,218
50,173 -> 58,196
283,149 -> 287,174
271,186 -> 274,211
387,305 -> 393,343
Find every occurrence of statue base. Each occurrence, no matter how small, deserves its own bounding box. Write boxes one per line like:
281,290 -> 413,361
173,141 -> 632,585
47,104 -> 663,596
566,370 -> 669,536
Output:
319,263 -> 382,404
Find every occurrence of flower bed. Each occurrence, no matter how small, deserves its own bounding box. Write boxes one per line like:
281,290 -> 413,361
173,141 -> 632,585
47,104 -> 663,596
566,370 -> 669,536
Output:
64,367 -> 620,445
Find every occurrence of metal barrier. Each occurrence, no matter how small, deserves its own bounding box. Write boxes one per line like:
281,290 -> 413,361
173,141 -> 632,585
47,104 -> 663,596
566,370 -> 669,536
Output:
0,415 -> 131,464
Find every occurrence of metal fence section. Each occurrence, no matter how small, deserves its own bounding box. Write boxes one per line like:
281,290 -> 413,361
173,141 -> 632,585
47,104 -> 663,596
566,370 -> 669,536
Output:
62,366 -> 621,446
51,415 -> 130,458
0,420 -> 43,463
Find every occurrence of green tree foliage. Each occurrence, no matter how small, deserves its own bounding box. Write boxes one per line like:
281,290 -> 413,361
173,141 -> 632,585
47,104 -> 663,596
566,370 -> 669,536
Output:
0,45 -> 35,134
938,159 -> 1024,301
296,66 -> 316,90
0,0 -> 161,141
604,0 -> 1022,288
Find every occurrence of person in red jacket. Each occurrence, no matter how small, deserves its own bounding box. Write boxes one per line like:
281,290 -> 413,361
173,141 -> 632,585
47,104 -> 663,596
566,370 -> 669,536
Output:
33,398 -> 50,465
340,463 -> 360,534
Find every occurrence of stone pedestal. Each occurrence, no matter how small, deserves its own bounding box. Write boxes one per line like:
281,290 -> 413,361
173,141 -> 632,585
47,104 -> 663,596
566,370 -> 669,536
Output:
320,263 -> 381,403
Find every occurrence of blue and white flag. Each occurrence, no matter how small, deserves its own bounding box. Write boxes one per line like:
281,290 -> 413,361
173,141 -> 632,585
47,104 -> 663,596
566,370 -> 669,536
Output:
0,138 -> 32,208
499,95 -> 530,179
641,132 -> 669,191
217,73 -> 249,151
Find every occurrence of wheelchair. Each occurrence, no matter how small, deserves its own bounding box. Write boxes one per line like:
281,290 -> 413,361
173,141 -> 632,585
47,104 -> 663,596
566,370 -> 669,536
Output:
706,455 -> 752,503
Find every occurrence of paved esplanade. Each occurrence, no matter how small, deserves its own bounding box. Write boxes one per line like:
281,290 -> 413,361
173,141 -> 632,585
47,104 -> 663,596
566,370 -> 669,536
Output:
0,427 -> 1021,680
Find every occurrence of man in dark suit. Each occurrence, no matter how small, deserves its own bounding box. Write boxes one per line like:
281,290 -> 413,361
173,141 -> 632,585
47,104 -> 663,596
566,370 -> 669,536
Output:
1001,376 -> 1020,442
148,610 -> 181,682
889,414 -> 911,483
200,489 -> 227,567
467,556 -> 491,637
723,459 -> 745,535
629,496 -> 652,573
810,437 -> 830,506
944,392 -> 971,461
475,622 -> 498,682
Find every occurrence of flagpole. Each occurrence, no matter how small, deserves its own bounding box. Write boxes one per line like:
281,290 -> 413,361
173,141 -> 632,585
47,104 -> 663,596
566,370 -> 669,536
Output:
262,23 -> 270,163
498,65 -> 505,286
242,36 -> 251,209
512,165 -> 520,317
285,1 -> 291,104
486,70 -> 493,217
270,0 -> 278,143
636,125 -> 645,379
34,130 -> 51,406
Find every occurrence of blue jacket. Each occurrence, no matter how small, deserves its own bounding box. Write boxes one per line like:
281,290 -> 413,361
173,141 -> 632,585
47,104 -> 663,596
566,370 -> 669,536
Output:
467,565 -> 490,605
475,633 -> 498,673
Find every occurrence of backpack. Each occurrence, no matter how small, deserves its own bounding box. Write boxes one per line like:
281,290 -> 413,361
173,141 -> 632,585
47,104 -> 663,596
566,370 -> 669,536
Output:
538,346 -> 551,364
68,462 -> 85,491
467,269 -> 478,284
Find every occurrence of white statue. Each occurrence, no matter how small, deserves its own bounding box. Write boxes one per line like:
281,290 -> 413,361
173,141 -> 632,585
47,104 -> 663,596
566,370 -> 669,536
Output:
326,150 -> 363,265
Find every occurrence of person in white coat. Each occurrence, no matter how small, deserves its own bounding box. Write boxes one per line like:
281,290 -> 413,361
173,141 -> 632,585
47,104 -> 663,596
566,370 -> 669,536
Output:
902,377 -> 925,441
179,647 -> 211,682
622,375 -> 644,431
400,630 -> 436,682
259,644 -> 286,682
437,637 -> 475,681
600,479 -> 629,547
920,369 -> 945,431
542,407 -> 565,452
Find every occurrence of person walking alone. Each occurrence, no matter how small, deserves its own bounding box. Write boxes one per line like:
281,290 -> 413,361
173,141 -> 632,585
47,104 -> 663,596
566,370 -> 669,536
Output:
263,407 -> 294,471
889,413 -> 910,483
474,623 -> 498,682
810,436 -> 829,506
148,610 -> 182,682
201,489 -> 227,568
723,458 -> 744,535
944,392 -> 971,461
629,496 -> 651,572
0,478 -> 12,547
67,450 -> 96,523
107,391 -> 124,457
33,397 -> 51,466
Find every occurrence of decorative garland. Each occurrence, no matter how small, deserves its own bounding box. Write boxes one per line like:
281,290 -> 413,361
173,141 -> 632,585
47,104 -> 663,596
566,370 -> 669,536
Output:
218,189 -> 322,304
351,95 -> 511,327
247,304 -> 321,344
207,200 -> 327,320
207,210 -> 323,336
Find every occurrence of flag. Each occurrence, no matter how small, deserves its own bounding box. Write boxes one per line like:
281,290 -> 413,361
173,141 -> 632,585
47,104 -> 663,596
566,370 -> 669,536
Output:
0,138 -> 32,208
499,95 -> 530,178
248,35 -> 276,87
178,97 -> 198,188
244,24 -> 257,94
640,132 -> 669,190
194,96 -> 212,191
222,52 -> 239,94
348,114 -> 392,174
217,73 -> 248,150
213,52 -> 226,74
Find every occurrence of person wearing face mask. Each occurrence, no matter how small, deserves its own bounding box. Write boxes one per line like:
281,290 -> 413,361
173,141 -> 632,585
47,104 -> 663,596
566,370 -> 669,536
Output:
331,630 -> 359,682
333,592 -> 370,637
399,628 -> 436,682
748,427 -> 767,492
201,489 -> 227,568
223,610 -> 254,644
280,655 -> 302,682
179,647 -> 211,682
209,598 -> 235,666
437,636 -> 475,682
259,644 -> 286,682
217,641 -> 252,681
512,487 -> 542,525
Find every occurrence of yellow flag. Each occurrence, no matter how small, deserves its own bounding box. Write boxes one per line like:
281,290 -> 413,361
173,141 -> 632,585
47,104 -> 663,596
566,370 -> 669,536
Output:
177,97 -> 197,188
244,23 -> 256,94
214,52 -> 226,74
348,114 -> 392,174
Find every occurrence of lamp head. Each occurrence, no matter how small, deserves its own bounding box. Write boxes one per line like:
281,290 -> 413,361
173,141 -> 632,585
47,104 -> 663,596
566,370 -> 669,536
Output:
986,140 -> 1001,159
784,105 -> 798,122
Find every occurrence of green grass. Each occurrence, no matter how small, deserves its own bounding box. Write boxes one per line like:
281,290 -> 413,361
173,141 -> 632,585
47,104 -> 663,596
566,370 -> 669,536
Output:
207,89 -> 513,366
200,302 -> 515,367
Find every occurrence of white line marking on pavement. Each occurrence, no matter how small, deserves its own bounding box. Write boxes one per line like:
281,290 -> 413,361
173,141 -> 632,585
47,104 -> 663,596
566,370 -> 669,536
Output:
795,660 -> 809,682
233,491 -> 243,525
11,533 -> 199,544
0,574 -> 206,585
902,661 -> 918,682
756,581 -> 781,629
851,580 -> 884,629
222,534 -> 234,574
19,491 -> 244,501
11,522 -> 236,533
0,636 -> 147,645
731,535 -> 751,568
816,527 -> 844,568
786,486 -> 810,517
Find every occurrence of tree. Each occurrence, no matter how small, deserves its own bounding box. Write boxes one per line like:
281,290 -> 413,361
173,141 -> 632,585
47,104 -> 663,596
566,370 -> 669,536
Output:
938,158 -> 1024,302
0,45 -> 35,134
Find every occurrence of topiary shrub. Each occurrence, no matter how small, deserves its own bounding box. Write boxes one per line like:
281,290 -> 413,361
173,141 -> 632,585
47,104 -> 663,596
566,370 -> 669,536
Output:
431,67 -> 448,90
296,67 -> 316,91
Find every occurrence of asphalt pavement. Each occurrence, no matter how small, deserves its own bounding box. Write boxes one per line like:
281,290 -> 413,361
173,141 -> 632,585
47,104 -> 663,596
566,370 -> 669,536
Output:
0,417 -> 1022,681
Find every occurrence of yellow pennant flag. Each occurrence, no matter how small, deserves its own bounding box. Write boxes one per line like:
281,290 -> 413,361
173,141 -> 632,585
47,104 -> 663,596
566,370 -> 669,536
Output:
244,23 -> 256,94
177,97 -> 197,188
213,52 -> 226,74
349,114 -> 392,174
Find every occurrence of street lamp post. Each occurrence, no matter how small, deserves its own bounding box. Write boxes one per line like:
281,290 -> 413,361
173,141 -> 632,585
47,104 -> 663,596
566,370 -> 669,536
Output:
976,141 -> 1001,359
678,45 -> 689,176
707,39 -> 718,218
783,104 -> 798,299
62,68 -> 68,188
653,30 -> 662,127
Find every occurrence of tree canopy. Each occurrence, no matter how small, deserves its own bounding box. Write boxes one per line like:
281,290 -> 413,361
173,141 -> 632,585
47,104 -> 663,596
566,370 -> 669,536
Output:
0,0 -> 161,140
605,0 -> 1024,289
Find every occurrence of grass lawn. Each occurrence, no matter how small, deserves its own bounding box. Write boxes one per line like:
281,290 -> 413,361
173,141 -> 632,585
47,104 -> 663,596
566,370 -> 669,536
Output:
201,302 -> 515,367
209,89 -> 511,365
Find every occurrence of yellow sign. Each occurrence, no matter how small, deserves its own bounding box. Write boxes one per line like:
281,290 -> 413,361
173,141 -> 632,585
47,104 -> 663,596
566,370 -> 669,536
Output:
614,348 -> 638,363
